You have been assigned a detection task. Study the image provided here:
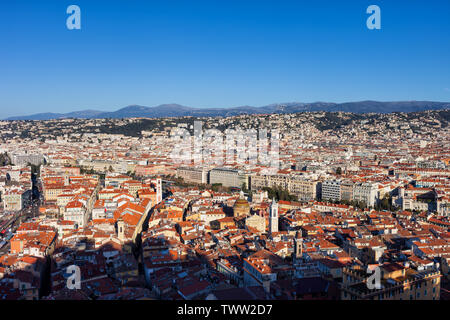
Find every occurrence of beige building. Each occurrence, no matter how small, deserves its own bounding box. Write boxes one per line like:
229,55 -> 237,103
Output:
3,188 -> 28,211
250,174 -> 317,201
43,185 -> 65,201
341,180 -> 354,202
246,213 -> 266,233
122,180 -> 143,197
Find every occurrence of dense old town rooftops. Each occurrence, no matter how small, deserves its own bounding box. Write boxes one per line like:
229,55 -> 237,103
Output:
0,110 -> 448,299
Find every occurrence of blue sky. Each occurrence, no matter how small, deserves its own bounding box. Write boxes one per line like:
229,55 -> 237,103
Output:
0,0 -> 449,118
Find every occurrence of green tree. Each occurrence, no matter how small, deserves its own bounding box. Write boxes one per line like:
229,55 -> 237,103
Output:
262,186 -> 298,202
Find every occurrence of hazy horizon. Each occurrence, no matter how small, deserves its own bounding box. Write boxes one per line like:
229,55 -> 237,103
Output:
5,99 -> 450,119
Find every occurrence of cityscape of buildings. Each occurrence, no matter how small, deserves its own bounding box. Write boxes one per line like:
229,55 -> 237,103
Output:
0,109 -> 448,300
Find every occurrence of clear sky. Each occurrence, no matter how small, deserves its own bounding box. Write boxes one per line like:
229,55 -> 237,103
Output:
0,0 -> 449,118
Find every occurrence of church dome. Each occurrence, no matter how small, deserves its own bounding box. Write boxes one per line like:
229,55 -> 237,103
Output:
233,198 -> 250,217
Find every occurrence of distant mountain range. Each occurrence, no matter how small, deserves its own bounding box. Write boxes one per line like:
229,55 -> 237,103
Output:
5,101 -> 450,120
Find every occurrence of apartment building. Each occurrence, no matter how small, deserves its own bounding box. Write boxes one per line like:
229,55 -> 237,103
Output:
394,168 -> 450,177
11,153 -> 44,166
437,197 -> 450,216
353,182 -> 378,208
250,174 -> 317,201
289,179 -> 318,201
43,184 -> 65,202
64,200 -> 88,228
243,249 -> 286,293
3,187 -> 29,211
122,180 -> 143,197
341,180 -> 354,202
209,168 -> 246,188
176,167 -> 208,184
251,174 -> 289,190
341,264 -> 441,300
321,180 -> 342,202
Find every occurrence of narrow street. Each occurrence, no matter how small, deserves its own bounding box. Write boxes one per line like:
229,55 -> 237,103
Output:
0,171 -> 41,255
